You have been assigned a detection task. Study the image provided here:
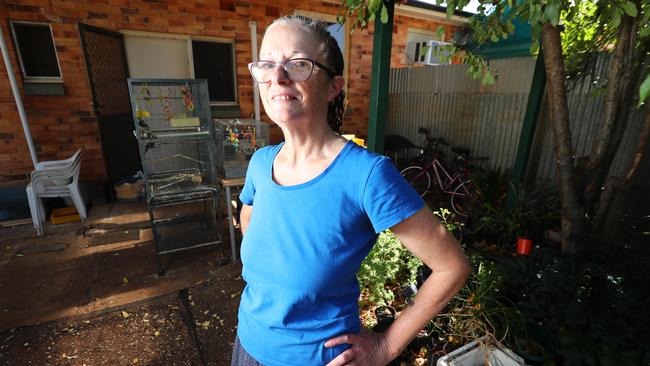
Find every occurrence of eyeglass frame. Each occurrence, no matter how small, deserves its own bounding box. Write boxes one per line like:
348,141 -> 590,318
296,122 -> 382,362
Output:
248,57 -> 338,83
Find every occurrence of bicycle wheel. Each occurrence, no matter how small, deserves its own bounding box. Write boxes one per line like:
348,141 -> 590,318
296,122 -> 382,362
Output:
401,166 -> 431,197
450,180 -> 474,217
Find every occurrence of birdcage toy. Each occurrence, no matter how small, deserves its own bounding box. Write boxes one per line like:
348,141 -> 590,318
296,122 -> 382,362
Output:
214,118 -> 270,178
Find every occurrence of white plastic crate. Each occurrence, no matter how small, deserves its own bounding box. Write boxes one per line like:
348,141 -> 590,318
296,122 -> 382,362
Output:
437,336 -> 525,366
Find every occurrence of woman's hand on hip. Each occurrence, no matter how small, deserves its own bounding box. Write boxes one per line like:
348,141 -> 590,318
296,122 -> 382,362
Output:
324,331 -> 396,366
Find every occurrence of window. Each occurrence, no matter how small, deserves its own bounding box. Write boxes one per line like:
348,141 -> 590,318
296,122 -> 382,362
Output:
10,21 -> 62,82
123,32 -> 238,105
326,23 -> 346,62
405,29 -> 450,65
192,40 -> 236,105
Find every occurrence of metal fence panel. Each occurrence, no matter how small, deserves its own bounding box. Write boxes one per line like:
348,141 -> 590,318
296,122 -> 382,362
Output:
387,55 -> 649,188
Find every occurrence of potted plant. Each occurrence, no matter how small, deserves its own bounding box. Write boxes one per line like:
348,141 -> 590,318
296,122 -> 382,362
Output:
516,236 -> 533,256
428,260 -> 526,365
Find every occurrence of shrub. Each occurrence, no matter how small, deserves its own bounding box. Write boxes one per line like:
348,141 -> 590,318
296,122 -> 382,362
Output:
357,230 -> 422,309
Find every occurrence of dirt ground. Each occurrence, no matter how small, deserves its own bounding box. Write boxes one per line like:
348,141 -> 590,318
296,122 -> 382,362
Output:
0,274 -> 244,366
0,201 -> 245,365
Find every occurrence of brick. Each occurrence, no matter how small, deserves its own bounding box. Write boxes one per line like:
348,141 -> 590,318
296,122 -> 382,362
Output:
220,1 -> 236,12
265,5 -> 280,17
11,4 -> 41,13
120,7 -> 138,14
87,11 -> 109,19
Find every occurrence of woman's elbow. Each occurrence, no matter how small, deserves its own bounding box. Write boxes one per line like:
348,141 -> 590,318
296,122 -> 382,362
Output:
458,256 -> 471,283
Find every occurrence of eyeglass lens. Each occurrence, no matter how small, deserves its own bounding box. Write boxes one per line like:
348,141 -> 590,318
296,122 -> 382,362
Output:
251,59 -> 314,82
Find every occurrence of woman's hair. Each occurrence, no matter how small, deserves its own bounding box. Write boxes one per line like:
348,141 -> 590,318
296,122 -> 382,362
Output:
269,15 -> 347,134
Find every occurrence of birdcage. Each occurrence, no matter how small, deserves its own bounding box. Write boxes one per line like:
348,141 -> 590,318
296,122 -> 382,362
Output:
128,79 -> 217,197
214,118 -> 270,178
127,79 -> 221,274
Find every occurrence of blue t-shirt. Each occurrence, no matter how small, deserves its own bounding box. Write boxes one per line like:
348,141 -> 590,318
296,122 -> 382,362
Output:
237,140 -> 424,365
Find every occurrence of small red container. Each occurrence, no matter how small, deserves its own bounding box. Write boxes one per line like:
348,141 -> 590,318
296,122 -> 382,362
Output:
516,237 -> 533,256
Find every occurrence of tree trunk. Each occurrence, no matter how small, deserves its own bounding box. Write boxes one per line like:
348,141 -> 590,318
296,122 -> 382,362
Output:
540,24 -> 585,253
584,13 -> 639,217
593,103 -> 650,227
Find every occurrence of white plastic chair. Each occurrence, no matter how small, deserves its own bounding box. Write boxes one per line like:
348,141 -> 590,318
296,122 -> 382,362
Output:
26,149 -> 86,236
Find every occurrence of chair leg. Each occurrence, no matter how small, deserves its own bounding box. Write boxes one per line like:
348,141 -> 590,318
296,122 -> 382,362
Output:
26,185 -> 44,236
69,187 -> 87,221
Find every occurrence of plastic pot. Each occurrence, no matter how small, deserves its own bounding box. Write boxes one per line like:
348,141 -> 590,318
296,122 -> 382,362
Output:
374,305 -> 396,333
516,237 -> 533,256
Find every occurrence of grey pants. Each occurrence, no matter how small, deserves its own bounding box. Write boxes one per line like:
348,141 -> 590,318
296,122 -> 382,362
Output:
231,336 -> 263,366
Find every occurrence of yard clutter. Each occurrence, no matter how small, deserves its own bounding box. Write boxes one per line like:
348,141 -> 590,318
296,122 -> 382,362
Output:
437,336 -> 525,366
49,206 -> 81,225
114,175 -> 145,201
25,148 -> 86,236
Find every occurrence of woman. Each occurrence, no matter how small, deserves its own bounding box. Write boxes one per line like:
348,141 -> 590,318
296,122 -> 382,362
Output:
232,15 -> 470,366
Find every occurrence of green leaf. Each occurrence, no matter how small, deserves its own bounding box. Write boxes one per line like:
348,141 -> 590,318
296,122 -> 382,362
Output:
544,3 -> 560,26
380,4 -> 388,23
446,5 -> 455,18
611,10 -> 621,28
639,74 -> 650,106
490,33 -> 500,42
641,26 -> 650,38
436,26 -> 446,38
621,1 -> 637,17
483,70 -> 495,85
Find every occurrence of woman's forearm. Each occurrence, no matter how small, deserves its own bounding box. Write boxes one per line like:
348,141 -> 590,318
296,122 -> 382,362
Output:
381,263 -> 469,359
383,207 -> 471,360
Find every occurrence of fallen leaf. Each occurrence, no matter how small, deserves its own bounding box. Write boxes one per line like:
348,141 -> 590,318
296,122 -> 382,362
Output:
121,311 -> 130,319
200,321 -> 210,329
132,357 -> 139,364
122,276 -> 129,285
154,331 -> 160,337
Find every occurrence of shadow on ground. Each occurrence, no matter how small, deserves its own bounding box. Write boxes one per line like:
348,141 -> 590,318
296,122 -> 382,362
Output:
0,201 -> 244,365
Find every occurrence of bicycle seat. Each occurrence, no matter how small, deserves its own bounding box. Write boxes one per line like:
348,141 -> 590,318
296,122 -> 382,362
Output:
385,135 -> 420,151
451,147 -> 470,156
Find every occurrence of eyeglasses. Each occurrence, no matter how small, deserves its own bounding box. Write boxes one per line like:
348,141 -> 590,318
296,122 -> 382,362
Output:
248,58 -> 337,83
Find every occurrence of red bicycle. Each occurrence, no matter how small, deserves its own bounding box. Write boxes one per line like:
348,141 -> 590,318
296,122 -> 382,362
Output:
400,128 -> 488,217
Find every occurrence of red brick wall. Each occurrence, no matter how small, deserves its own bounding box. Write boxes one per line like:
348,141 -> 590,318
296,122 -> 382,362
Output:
0,0 -> 463,185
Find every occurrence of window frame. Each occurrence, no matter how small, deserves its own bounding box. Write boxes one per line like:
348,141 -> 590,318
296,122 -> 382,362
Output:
121,30 -> 238,106
9,20 -> 63,83
188,36 -> 238,106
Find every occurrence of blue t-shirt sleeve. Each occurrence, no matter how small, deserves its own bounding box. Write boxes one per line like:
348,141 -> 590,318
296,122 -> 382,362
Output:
239,152 -> 259,206
362,157 -> 425,233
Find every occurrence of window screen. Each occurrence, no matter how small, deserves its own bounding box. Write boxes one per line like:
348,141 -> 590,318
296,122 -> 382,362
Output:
192,40 -> 236,104
11,22 -> 61,79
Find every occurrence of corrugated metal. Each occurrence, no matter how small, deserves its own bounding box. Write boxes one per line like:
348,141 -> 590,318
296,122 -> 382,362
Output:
387,54 -> 649,188
388,57 -> 535,171
532,54 -> 648,185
